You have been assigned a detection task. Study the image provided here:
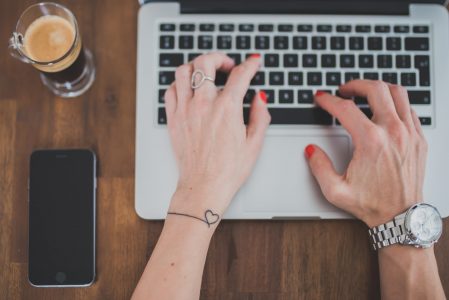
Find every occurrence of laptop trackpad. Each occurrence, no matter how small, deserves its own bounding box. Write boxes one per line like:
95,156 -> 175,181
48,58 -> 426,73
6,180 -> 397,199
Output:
242,135 -> 351,215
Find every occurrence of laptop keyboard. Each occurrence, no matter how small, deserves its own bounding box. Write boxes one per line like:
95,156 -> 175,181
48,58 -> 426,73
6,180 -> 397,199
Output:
156,22 -> 432,126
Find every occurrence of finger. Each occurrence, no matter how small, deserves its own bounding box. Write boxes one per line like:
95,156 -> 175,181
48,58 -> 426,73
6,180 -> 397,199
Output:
387,84 -> 414,128
164,82 -> 177,122
305,144 -> 350,207
246,90 -> 271,156
174,64 -> 193,113
222,54 -> 261,103
338,80 -> 399,124
411,108 -> 425,137
192,52 -> 235,99
314,91 -> 373,143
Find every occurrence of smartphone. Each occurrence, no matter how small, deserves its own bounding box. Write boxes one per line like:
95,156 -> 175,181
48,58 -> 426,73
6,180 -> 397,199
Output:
28,149 -> 96,287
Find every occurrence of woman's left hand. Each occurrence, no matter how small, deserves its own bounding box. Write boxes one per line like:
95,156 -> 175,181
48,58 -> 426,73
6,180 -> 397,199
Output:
165,52 -> 271,217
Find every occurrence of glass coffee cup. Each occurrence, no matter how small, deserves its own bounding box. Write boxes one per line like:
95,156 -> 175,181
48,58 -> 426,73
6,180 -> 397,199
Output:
9,2 -> 95,98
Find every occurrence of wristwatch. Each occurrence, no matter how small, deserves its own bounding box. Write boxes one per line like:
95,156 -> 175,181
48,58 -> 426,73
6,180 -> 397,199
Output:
368,203 -> 443,250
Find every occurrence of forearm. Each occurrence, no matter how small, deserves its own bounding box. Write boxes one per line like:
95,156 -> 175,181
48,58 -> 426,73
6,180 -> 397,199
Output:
378,246 -> 446,300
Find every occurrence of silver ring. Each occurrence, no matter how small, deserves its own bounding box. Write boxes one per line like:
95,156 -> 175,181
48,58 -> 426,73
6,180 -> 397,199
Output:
191,69 -> 215,90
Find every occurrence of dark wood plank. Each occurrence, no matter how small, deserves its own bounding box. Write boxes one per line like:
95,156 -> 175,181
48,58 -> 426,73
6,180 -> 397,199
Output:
0,1 -> 448,299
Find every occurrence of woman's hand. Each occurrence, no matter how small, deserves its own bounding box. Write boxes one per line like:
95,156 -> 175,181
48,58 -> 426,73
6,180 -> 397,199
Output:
306,80 -> 428,228
165,52 -> 270,217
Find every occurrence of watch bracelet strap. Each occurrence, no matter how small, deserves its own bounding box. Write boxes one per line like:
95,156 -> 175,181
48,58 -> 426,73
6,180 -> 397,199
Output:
368,213 -> 407,250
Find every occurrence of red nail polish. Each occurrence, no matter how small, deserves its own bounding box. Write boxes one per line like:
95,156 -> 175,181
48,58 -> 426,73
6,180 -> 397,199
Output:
259,90 -> 268,104
315,90 -> 327,97
305,144 -> 315,159
250,53 -> 261,59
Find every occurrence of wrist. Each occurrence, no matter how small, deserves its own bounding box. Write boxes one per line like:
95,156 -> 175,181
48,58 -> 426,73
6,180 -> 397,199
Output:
363,200 -> 421,228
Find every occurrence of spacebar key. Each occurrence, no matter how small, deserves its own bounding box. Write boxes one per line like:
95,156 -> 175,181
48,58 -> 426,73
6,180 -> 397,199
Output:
244,107 -> 332,125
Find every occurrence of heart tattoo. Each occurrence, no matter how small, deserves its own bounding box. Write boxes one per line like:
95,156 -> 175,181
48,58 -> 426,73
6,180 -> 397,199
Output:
167,209 -> 221,228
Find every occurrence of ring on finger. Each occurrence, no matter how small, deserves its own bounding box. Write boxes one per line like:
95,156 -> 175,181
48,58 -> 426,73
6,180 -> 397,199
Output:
191,69 -> 215,90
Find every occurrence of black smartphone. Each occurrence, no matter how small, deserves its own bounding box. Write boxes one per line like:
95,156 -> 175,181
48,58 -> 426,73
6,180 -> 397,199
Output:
28,149 -> 96,287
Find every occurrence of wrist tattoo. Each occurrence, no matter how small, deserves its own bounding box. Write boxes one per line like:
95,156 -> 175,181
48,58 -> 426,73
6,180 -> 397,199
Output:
167,209 -> 220,228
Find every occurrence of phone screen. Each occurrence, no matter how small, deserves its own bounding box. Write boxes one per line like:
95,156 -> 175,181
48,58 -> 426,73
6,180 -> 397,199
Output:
29,149 -> 96,286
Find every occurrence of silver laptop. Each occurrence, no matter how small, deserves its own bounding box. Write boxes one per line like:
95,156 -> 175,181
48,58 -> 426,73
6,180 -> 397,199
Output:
135,0 -> 449,220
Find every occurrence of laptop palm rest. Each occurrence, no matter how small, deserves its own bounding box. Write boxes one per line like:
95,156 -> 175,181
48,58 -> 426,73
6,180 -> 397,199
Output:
240,135 -> 351,218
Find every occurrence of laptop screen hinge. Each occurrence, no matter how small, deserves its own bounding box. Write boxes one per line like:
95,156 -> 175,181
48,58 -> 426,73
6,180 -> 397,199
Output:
180,1 -> 410,15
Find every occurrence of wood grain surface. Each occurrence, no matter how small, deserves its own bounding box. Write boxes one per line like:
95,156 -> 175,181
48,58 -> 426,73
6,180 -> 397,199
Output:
0,1 -> 448,299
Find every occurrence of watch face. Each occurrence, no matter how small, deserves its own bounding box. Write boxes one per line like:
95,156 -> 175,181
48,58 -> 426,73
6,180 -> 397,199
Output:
407,204 -> 443,244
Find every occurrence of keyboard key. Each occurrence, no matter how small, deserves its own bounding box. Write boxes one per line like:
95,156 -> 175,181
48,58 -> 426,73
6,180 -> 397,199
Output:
269,72 -> 284,85
401,73 -> 416,86
160,23 -> 175,31
317,24 -> 332,32
284,54 -> 299,67
278,24 -> 293,32
331,37 -> 345,50
293,36 -> 308,49
297,24 -> 313,32
159,71 -> 175,85
250,72 -> 265,85
354,96 -> 367,104
312,36 -> 327,50
307,72 -> 322,85
375,25 -> 390,33
321,54 -> 336,68
298,90 -> 314,103
227,53 -> 241,65
158,107 -> 167,124
215,72 -> 228,85
359,55 -> 374,68
368,37 -> 383,50
386,37 -> 401,50
382,72 -> 398,84
405,37 -> 429,51
288,72 -> 303,85
236,36 -> 251,49
199,23 -> 215,32
394,25 -> 410,33
415,55 -> 430,86
326,72 -> 341,86
219,24 -> 235,31
265,90 -> 275,103
279,90 -> 294,103
303,54 -> 317,68
413,25 -> 429,34
179,35 -> 194,49
160,36 -> 174,49
243,89 -> 256,104
364,72 -> 379,80
419,117 -> 431,126
217,36 -> 232,49
259,24 -> 274,32
198,35 -> 213,49
158,89 -> 166,103
180,23 -> 195,31
378,55 -> 392,68
408,91 -> 431,104
265,54 -> 280,67
266,108 -> 332,125
396,55 -> 411,68
255,36 -> 270,49
336,25 -> 352,32
345,72 -> 360,82
349,37 -> 364,50
340,55 -> 355,68
274,36 -> 289,49
188,53 -> 201,61
355,25 -> 371,33
239,24 -> 254,32
159,53 -> 183,67
360,107 -> 373,119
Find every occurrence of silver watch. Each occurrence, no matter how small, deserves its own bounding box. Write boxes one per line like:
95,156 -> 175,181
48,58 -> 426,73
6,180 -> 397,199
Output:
368,203 -> 443,250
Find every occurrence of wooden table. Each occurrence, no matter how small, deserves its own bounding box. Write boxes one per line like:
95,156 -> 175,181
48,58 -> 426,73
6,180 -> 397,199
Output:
1,1 -> 448,299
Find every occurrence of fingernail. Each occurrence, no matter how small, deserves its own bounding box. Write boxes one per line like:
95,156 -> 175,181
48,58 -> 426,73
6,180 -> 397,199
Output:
259,90 -> 268,104
250,53 -> 261,59
305,144 -> 315,159
315,90 -> 327,97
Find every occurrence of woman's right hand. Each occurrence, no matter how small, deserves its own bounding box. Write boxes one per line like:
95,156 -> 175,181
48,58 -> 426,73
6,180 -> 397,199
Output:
306,80 -> 428,228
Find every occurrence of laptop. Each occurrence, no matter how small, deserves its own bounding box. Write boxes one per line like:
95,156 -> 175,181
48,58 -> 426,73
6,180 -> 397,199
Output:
135,0 -> 449,220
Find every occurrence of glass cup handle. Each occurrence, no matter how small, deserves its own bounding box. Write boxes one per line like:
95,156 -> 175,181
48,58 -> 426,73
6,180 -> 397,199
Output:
9,32 -> 30,63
